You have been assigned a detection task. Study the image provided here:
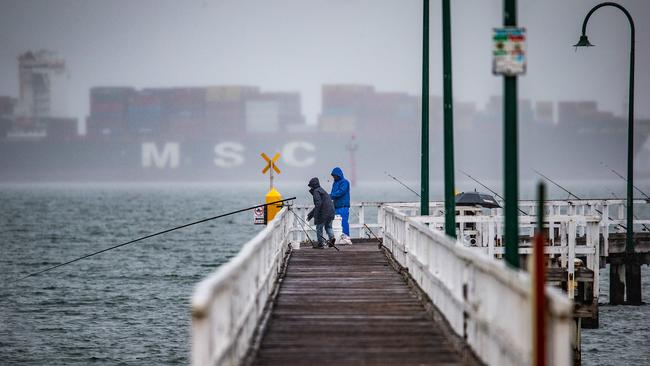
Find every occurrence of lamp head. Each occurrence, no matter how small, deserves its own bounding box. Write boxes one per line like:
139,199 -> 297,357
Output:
573,35 -> 594,48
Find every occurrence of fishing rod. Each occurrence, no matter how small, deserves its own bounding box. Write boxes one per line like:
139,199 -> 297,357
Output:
600,161 -> 650,200
533,170 -> 628,231
459,169 -> 503,201
345,206 -> 382,243
286,206 -> 317,248
609,192 -> 650,232
17,197 -> 296,281
459,169 -> 529,216
385,171 -> 420,198
533,169 -> 581,200
289,207 -> 340,251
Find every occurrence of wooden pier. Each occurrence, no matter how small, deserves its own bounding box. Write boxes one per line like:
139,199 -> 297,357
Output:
250,242 -> 469,366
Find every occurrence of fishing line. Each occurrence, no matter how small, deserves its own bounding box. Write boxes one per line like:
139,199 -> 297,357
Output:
600,161 -> 650,200
534,169 -> 628,231
17,197 -> 296,281
286,206 -> 316,248
288,206 -> 340,251
459,169 -> 529,216
385,171 -> 420,198
609,192 -> 649,232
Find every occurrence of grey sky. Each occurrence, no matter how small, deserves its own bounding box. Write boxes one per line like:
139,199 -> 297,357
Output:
1,0 -> 648,125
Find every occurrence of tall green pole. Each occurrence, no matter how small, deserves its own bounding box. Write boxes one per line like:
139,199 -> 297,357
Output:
575,3 -> 636,303
421,0 -> 430,216
503,0 -> 519,268
442,0 -> 455,237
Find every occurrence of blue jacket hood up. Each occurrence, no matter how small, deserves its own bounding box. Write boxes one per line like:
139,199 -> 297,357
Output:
331,167 -> 344,180
330,167 -> 350,208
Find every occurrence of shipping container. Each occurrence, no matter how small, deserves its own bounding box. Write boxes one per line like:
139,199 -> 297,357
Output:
245,101 -> 280,133
205,86 -> 259,103
319,115 -> 355,132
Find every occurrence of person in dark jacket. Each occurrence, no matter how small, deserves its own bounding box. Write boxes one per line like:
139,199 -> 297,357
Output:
330,167 -> 350,236
307,177 -> 336,248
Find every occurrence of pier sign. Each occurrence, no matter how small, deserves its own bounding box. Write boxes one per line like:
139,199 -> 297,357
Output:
492,27 -> 526,76
253,206 -> 266,225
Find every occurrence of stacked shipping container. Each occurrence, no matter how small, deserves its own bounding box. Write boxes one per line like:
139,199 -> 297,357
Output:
205,86 -> 259,137
88,87 -> 134,138
319,84 -> 419,135
86,85 -> 307,140
127,90 -> 162,137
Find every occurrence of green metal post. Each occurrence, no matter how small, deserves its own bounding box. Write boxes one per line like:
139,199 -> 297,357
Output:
421,0 -> 430,216
625,11 -> 635,258
503,0 -> 519,268
576,2 -> 637,303
442,0 -> 455,237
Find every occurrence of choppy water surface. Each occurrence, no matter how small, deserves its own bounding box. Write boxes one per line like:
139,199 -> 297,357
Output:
0,182 -> 648,365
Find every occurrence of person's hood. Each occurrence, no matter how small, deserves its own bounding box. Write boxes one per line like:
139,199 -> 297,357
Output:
308,177 -> 320,189
331,167 -> 344,181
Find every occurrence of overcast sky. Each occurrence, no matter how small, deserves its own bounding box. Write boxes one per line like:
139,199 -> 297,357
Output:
0,0 -> 648,125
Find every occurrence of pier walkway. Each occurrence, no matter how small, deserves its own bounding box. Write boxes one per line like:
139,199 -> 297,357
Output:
251,242 -> 465,366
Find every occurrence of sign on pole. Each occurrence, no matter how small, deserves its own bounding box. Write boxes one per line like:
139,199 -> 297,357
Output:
253,206 -> 266,225
493,27 -> 526,76
261,152 -> 281,190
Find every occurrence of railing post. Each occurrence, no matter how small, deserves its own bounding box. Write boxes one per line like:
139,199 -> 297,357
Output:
567,219 -> 576,300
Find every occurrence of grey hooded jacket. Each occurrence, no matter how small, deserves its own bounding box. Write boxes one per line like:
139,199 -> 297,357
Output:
307,177 -> 335,225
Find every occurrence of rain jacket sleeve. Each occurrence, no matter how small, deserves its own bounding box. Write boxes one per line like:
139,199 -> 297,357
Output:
308,190 -> 322,221
330,179 -> 349,201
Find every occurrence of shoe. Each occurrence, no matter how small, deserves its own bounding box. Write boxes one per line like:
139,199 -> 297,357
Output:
328,238 -> 336,247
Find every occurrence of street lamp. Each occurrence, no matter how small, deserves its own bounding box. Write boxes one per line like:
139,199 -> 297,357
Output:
574,2 -> 637,302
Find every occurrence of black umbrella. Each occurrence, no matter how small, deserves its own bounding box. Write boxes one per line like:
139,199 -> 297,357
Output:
455,191 -> 501,208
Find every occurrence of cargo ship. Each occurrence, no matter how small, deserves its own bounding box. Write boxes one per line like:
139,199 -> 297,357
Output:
1,56 -> 649,182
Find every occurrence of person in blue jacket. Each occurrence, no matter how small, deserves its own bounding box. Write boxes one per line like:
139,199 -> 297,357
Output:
330,167 -> 351,236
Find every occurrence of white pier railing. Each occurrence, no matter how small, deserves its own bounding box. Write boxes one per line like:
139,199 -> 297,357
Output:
381,204 -> 573,366
191,207 -> 293,366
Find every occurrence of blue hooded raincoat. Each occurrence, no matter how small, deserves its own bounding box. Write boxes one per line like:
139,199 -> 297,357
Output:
330,167 -> 351,235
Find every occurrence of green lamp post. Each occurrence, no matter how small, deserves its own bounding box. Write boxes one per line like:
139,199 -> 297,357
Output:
574,2 -> 638,304
573,4 -> 636,256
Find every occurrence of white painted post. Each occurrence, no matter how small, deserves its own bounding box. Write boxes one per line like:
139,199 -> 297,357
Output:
568,219 -> 576,300
359,205 -> 365,238
488,219 -> 496,258
592,220 -> 600,300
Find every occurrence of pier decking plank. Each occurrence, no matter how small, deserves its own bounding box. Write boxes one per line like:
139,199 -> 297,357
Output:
251,243 -> 465,366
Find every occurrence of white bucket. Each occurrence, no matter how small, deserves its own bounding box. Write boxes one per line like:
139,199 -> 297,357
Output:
332,215 -> 352,245
333,215 -> 343,238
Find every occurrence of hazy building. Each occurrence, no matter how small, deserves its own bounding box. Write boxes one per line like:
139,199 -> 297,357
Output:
16,51 -> 67,123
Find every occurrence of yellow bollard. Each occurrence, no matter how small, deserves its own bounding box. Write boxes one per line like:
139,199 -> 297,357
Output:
265,188 -> 282,223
